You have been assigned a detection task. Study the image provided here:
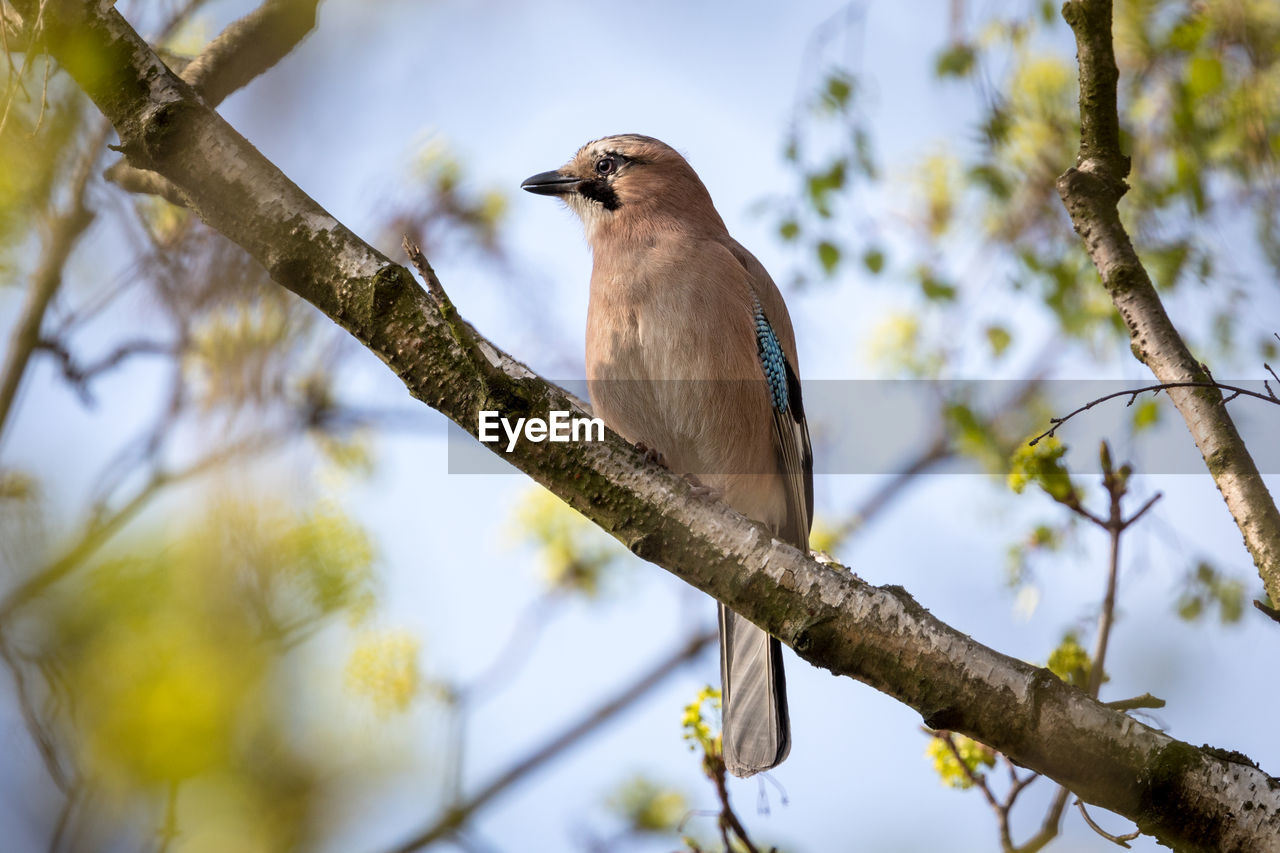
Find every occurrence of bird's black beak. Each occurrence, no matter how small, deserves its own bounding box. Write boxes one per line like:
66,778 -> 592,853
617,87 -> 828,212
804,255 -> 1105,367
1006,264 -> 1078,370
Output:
521,170 -> 581,196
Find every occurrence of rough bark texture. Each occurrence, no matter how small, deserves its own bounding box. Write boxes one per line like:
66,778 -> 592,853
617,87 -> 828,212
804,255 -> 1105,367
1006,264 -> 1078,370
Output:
104,0 -> 322,200
16,1 -> 1280,848
1057,0 -> 1280,605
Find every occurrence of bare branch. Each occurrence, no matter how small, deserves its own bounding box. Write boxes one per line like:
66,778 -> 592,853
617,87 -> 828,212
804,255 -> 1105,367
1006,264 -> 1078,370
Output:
1075,799 -> 1141,848
1057,0 -> 1280,605
385,630 -> 715,852
1104,693 -> 1166,712
1030,381 -> 1280,446
403,235 -> 515,394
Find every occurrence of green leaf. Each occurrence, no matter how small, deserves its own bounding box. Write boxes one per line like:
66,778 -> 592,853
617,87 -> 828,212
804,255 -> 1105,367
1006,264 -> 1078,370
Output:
817,241 -> 841,274
1008,437 -> 1079,506
824,72 -> 854,109
935,43 -> 977,78
1132,398 -> 1160,432
779,219 -> 800,241
968,163 -> 1012,200
862,246 -> 885,274
1167,15 -> 1207,51
1179,561 -> 1248,625
1047,634 -> 1092,688
1186,55 -> 1224,99
985,325 -> 1012,357
920,274 -> 957,301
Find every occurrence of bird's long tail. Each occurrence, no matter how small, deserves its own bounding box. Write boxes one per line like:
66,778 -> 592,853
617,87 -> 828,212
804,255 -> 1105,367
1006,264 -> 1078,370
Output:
719,603 -> 790,778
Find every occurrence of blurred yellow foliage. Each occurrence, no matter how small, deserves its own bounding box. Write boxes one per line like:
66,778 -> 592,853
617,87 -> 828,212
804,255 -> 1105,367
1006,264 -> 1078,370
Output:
514,486 -> 623,596
345,629 -> 422,714
185,297 -> 298,409
610,776 -> 689,834
23,489 -> 378,845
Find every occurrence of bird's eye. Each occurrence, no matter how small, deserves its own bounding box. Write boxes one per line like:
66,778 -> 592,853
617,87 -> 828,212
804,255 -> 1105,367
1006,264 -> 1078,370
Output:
595,156 -> 617,176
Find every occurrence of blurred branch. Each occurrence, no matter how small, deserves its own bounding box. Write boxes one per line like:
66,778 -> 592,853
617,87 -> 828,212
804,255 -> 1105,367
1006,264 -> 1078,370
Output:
0,119 -> 111,447
27,3 -> 1280,847
387,630 -> 716,852
104,0 -> 323,201
831,368 -> 1054,548
0,632 -> 72,791
0,431 -> 284,619
456,593 -> 561,705
828,434 -> 949,545
33,337 -> 175,404
46,783 -> 81,853
1057,0 -> 1280,605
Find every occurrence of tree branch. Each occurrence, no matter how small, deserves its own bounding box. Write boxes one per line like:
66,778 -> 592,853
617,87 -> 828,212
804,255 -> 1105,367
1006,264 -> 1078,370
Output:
104,0 -> 323,200
0,118 -> 111,445
1030,381 -> 1280,446
20,3 -> 1280,849
1056,0 -> 1280,605
387,630 -> 716,852
0,432 -> 284,620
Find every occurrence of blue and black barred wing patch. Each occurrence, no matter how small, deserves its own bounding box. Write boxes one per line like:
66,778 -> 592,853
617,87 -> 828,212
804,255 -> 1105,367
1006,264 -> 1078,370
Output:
753,298 -> 814,547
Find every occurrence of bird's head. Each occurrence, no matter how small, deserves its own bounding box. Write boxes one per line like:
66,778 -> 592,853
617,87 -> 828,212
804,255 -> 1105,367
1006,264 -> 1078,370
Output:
521,134 -> 723,242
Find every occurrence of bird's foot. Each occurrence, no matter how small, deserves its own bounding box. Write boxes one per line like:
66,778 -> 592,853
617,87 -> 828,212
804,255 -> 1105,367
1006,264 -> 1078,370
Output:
635,442 -> 668,469
681,473 -> 722,502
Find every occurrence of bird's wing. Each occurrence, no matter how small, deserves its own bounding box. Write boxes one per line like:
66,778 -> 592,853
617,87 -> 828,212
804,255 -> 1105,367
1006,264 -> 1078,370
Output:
722,238 -> 814,548
749,294 -> 814,549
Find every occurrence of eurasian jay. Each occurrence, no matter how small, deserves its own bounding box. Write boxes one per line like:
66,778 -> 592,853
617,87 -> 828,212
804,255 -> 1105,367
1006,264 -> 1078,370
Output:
522,135 -> 813,778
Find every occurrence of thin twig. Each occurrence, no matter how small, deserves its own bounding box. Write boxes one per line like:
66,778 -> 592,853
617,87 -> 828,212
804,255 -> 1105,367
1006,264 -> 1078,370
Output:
402,235 -> 512,393
1120,492 -> 1162,531
1029,381 -> 1280,446
705,748 -> 765,853
1104,693 -> 1166,712
1086,481 -> 1123,699
1253,599 -> 1280,625
1074,800 -> 1141,847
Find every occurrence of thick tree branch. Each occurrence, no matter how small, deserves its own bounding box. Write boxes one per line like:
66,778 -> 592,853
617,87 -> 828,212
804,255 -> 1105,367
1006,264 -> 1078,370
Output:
1056,0 -> 1280,605
179,0 -> 321,104
104,0 -> 322,199
20,2 -> 1280,849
